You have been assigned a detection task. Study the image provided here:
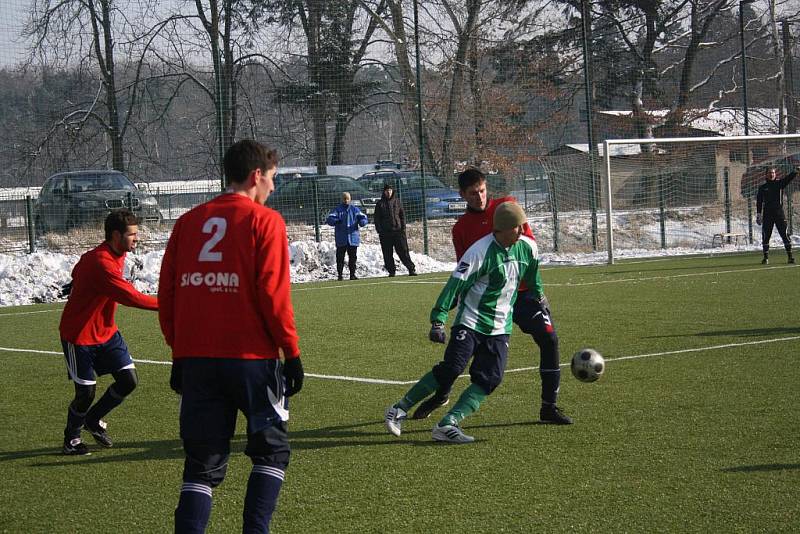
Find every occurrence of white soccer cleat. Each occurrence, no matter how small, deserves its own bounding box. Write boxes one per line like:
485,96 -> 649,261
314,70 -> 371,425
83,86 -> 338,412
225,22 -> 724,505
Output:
384,405 -> 407,437
432,423 -> 475,444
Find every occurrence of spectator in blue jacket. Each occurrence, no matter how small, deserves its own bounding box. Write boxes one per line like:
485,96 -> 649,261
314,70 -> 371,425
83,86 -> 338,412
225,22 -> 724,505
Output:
326,192 -> 368,280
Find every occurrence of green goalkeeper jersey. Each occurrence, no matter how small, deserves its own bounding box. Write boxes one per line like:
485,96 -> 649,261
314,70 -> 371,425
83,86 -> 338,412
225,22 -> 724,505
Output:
430,233 -> 542,336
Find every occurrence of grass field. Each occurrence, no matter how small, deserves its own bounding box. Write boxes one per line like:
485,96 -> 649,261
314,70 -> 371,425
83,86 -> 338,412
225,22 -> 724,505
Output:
1,251 -> 799,533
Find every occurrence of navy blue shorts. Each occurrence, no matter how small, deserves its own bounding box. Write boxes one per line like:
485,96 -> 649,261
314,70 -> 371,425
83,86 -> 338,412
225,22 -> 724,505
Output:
61,331 -> 135,386
512,292 -> 556,337
432,327 -> 509,394
179,358 -> 289,441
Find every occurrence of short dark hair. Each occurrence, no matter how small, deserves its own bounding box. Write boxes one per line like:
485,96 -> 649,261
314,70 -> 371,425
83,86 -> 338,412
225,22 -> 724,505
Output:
458,167 -> 486,191
105,209 -> 139,240
223,139 -> 279,184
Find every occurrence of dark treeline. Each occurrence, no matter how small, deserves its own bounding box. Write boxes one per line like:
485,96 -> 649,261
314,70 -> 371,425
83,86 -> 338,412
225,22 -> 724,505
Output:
0,0 -> 796,188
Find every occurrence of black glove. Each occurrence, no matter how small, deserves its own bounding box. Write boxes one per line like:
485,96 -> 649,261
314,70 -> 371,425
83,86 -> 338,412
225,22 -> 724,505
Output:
59,281 -> 73,298
429,322 -> 446,344
170,359 -> 184,395
756,214 -> 762,225
283,357 -> 304,397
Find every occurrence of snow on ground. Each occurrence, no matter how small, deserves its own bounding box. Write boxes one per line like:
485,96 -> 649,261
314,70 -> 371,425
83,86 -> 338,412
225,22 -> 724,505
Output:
0,240 -> 457,307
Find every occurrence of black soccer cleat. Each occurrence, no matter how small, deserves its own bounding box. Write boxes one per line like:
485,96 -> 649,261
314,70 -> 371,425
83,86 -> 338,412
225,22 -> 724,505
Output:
761,256 -> 769,265
84,419 -> 113,448
789,256 -> 795,264
63,437 -> 90,456
539,404 -> 573,425
411,395 -> 450,420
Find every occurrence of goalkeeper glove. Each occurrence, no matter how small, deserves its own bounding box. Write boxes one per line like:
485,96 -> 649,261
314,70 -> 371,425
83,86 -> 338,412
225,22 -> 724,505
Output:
429,322 -> 446,344
283,357 -> 304,397
169,359 -> 184,395
756,214 -> 762,225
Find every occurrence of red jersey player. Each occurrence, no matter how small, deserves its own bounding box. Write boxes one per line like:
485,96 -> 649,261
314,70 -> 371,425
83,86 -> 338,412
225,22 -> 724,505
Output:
412,168 -> 572,425
59,209 -> 158,455
158,140 -> 302,533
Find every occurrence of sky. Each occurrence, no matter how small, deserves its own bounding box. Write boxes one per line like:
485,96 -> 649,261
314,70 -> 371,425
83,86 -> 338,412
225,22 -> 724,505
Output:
0,0 -> 30,67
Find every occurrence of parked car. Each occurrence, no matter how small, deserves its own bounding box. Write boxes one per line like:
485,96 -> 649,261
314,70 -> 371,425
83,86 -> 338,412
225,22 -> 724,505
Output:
357,171 -> 466,219
34,170 -> 161,234
740,151 -> 800,198
274,171 -> 315,190
267,175 -> 377,224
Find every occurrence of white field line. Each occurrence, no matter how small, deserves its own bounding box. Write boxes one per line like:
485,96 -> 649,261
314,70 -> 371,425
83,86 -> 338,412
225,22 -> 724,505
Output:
0,309 -> 60,317
547,264 -> 796,288
292,278 -> 446,291
292,264 -> 795,292
2,335 -> 798,385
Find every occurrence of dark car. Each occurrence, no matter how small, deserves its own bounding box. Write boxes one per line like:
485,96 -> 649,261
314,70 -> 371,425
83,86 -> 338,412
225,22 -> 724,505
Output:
267,175 -> 377,224
357,171 -> 465,220
34,170 -> 161,234
741,152 -> 800,198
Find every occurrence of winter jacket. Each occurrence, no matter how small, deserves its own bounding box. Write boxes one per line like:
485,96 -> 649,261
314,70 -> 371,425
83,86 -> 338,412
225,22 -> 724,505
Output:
374,193 -> 406,235
326,203 -> 368,246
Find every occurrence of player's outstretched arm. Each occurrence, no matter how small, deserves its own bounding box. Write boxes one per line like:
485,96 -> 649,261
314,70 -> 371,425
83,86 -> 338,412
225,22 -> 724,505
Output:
97,256 -> 158,311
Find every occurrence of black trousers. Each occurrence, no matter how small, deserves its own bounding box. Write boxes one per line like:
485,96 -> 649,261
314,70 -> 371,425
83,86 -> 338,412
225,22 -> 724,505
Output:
335,245 -> 358,277
762,208 -> 792,253
378,231 -> 415,275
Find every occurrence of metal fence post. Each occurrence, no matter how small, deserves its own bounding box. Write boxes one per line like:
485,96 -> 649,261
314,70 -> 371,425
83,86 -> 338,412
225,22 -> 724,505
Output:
312,178 -> 321,243
550,175 -> 560,253
658,171 -> 666,249
25,195 -> 35,253
723,167 -> 732,237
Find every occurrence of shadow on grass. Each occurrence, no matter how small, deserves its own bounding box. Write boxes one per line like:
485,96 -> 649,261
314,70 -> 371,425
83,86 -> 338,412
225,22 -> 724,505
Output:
645,326 -> 800,339
1,421 -> 408,465
3,419 -> 553,464
722,463 -> 800,473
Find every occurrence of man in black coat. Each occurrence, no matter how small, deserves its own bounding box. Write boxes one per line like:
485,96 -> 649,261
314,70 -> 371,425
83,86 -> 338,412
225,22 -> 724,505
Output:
374,183 -> 417,277
756,166 -> 796,264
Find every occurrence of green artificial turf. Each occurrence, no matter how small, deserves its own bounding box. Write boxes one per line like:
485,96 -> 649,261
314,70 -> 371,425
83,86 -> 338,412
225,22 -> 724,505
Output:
0,252 -> 798,532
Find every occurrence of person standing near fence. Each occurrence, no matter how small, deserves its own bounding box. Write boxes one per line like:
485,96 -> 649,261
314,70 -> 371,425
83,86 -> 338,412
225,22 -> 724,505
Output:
757,165 -> 796,265
58,209 -> 158,455
326,192 -> 368,280
374,183 -> 417,277
158,140 -> 304,534
411,168 -> 572,425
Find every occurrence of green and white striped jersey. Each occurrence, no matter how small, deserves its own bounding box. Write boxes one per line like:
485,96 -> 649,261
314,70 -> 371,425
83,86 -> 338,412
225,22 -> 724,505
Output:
430,233 -> 542,336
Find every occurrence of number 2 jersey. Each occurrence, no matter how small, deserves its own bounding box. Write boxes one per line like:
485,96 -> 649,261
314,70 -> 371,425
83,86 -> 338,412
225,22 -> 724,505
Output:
158,193 -> 300,361
430,233 -> 542,336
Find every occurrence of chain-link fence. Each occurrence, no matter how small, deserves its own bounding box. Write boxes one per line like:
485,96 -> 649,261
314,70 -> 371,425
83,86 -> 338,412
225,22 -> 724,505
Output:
1,1 -> 799,258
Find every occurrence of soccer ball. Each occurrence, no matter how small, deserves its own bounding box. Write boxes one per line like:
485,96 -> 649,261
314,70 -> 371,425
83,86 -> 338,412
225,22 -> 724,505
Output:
571,348 -> 605,383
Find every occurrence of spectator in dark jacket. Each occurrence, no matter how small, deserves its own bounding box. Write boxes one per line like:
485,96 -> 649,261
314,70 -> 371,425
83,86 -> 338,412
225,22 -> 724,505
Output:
374,183 -> 417,277
326,192 -> 368,280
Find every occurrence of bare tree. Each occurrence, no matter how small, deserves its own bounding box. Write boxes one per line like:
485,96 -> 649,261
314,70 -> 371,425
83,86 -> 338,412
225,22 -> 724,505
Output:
25,0 -> 140,171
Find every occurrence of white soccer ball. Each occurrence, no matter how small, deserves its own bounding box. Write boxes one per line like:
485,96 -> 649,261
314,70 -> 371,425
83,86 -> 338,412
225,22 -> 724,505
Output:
571,348 -> 605,383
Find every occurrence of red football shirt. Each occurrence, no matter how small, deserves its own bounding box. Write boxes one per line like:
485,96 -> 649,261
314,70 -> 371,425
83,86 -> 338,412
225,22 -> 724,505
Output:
59,242 -> 158,345
158,193 -> 300,361
451,196 -> 535,260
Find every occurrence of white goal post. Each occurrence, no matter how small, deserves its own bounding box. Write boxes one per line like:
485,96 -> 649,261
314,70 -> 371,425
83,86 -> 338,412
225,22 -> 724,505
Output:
600,133 -> 800,264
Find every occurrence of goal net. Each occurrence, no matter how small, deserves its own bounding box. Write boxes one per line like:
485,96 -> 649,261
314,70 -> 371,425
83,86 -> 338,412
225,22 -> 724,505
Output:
541,133 -> 800,263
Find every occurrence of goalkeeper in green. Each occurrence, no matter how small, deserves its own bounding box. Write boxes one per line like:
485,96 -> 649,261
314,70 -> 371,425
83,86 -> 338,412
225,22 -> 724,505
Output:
384,201 -> 541,443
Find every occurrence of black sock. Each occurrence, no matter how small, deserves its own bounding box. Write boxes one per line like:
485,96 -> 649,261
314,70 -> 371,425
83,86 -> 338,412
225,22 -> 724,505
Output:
85,385 -> 125,424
